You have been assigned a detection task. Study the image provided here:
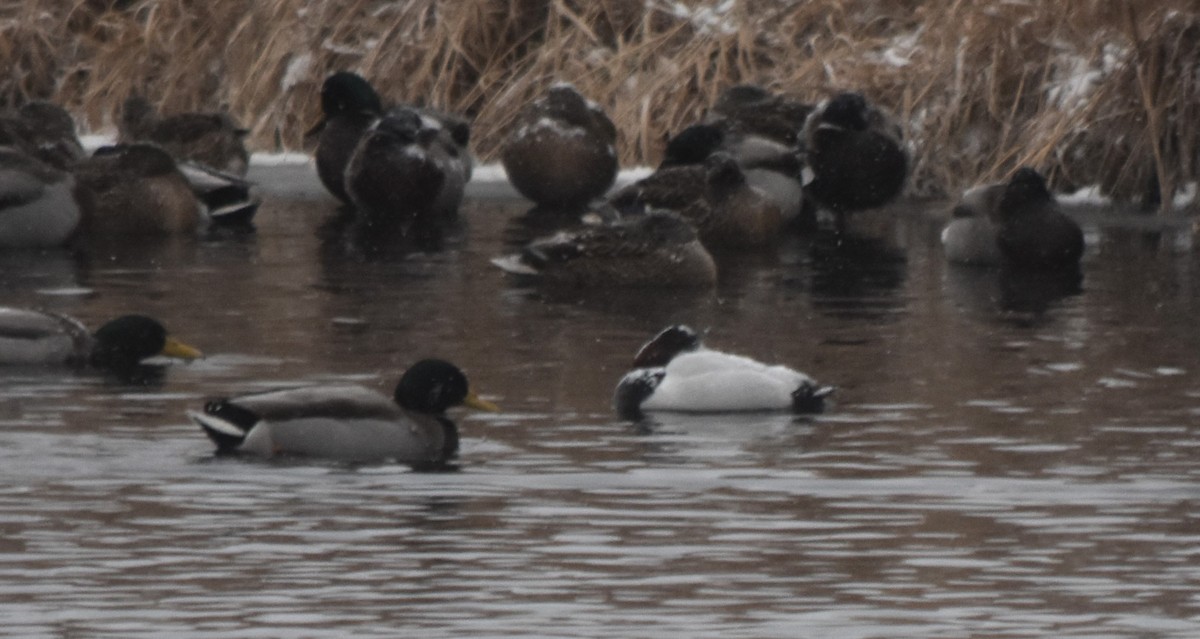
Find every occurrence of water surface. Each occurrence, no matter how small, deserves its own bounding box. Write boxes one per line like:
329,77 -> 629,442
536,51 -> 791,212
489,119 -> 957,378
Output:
1,166 -> 1198,638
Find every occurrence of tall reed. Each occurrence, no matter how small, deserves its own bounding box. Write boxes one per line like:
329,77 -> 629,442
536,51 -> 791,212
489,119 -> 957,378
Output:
1,0 -> 1195,208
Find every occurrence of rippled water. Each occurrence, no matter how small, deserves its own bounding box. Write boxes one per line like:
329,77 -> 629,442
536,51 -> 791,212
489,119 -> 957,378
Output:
1,165 -> 1199,638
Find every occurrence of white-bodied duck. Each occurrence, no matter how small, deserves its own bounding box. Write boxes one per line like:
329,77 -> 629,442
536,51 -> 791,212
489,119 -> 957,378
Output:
615,325 -> 832,418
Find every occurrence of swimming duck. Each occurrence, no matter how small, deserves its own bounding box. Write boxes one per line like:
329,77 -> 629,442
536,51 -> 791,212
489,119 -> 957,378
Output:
802,92 -> 908,215
72,144 -> 202,236
610,152 -> 783,250
614,325 -> 833,418
0,307 -> 202,372
310,71 -> 385,204
344,107 -> 460,230
501,83 -> 618,211
188,358 -> 498,465
0,145 -> 81,248
992,167 -> 1084,269
492,209 -> 717,288
941,181 -> 1003,266
119,95 -> 250,176
706,84 -> 813,147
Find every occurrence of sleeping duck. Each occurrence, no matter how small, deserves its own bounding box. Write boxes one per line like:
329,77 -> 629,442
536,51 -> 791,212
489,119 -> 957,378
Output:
659,123 -> 805,227
72,144 -> 202,236
0,145 -> 81,248
0,307 -> 202,373
941,181 -> 1004,266
993,167 -> 1084,269
188,358 -> 498,465
119,95 -> 250,177
502,83 -> 618,211
5,101 -> 85,170
614,325 -> 833,418
802,91 -> 908,216
706,84 -> 813,147
491,209 -> 717,288
344,107 -> 465,230
610,152 -> 783,250
942,168 -> 1083,269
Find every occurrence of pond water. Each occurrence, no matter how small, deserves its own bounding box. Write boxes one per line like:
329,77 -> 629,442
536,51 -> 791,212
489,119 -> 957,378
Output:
1,164 -> 1199,638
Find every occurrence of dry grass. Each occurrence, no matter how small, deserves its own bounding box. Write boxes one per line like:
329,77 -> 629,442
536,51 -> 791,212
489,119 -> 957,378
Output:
1,0 -> 1197,208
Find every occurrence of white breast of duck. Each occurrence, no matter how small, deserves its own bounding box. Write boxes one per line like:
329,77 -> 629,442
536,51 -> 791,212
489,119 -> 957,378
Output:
0,149 -> 80,248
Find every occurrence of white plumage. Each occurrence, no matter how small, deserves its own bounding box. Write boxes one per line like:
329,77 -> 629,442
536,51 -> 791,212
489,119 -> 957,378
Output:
615,325 -> 832,416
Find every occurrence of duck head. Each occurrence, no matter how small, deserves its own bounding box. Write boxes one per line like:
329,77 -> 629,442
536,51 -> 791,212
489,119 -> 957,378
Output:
998,167 -> 1054,216
393,358 -> 498,414
321,72 -> 384,118
819,92 -> 870,131
633,325 -> 702,368
661,124 -> 725,168
90,314 -> 203,372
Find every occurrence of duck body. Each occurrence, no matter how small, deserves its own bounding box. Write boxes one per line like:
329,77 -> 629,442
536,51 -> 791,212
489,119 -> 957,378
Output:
944,169 -> 1083,269
189,359 -> 497,465
344,109 -> 449,230
615,325 -> 832,418
0,307 -> 202,371
502,84 -> 618,211
492,209 -> 717,288
0,307 -> 90,365
993,168 -> 1084,269
802,92 -> 908,214
0,146 -> 81,248
120,96 -> 250,176
611,152 -> 783,250
941,183 -> 1004,266
706,84 -> 813,147
192,384 -> 456,463
72,144 -> 201,236
659,123 -> 806,227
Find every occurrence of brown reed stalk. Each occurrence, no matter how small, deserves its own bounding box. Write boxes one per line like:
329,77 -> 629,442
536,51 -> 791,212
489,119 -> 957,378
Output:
0,0 -> 1195,204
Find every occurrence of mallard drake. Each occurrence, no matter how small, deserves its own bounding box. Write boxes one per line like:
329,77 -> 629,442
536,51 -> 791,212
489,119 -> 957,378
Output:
610,152 -> 783,249
344,107 -> 461,230
802,92 -> 908,214
119,95 -> 250,176
501,83 -> 618,211
941,182 -> 1004,266
188,358 -> 498,465
992,167 -> 1084,269
706,84 -> 813,147
0,307 -> 202,372
492,209 -> 717,288
614,325 -> 833,418
311,72 -> 385,204
72,144 -> 201,236
0,145 -> 81,248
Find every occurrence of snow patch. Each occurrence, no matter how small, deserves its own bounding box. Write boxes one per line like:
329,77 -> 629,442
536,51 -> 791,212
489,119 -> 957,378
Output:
281,53 -> 313,93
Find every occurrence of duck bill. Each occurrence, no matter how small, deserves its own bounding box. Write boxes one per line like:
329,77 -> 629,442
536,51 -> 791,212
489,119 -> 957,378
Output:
160,337 -> 203,360
463,390 -> 499,412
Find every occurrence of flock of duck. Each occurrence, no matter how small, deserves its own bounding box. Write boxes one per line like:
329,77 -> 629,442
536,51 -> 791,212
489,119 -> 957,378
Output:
0,71 -> 1086,467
